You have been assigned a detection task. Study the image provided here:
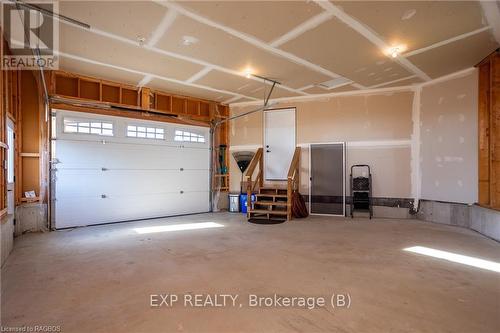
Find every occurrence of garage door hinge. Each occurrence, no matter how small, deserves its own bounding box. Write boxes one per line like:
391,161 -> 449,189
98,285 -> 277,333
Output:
101,167 -> 108,171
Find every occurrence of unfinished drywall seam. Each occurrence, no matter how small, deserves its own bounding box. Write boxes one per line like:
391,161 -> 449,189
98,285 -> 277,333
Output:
480,1 -> 500,44
417,67 -> 476,88
313,0 -> 431,82
403,26 -> 492,58
230,85 -> 414,107
411,86 -> 421,210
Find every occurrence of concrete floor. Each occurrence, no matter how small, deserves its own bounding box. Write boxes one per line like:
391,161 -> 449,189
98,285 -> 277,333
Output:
1,213 -> 499,333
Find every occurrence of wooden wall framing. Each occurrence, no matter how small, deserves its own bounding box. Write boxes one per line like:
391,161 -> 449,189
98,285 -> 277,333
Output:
478,50 -> 500,209
1,58 -> 232,221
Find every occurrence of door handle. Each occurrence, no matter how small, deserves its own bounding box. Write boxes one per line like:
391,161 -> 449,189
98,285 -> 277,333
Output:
266,145 -> 269,148
266,150 -> 271,153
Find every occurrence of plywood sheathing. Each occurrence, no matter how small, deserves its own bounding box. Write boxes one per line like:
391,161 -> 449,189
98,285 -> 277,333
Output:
279,18 -> 412,87
478,61 -> 490,206
419,70 -> 478,204
154,15 -> 332,89
20,71 -> 41,200
408,30 -> 498,78
338,1 -> 487,55
181,1 -> 323,43
60,23 -> 205,82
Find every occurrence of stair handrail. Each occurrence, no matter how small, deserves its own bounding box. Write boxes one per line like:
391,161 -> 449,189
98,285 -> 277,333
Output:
244,148 -> 263,217
286,147 -> 301,220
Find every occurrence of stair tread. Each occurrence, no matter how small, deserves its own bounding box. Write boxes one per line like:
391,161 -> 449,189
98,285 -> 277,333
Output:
249,209 -> 287,215
254,201 -> 287,206
256,194 -> 287,198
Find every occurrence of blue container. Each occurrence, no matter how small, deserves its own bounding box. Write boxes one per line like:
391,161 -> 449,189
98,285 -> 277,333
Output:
239,194 -> 256,214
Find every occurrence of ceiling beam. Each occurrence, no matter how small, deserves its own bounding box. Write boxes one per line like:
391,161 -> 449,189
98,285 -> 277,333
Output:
314,0 -> 431,82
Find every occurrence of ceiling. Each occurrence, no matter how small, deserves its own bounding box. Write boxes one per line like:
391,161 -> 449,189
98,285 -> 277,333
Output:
47,1 -> 500,104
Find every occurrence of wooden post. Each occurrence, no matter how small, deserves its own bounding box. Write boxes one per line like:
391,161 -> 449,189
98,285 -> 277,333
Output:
247,177 -> 252,218
259,152 -> 263,189
287,177 -> 292,221
140,87 -> 151,110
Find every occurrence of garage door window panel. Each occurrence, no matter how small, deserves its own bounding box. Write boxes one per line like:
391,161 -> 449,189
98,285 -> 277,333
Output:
64,119 -> 114,136
174,130 -> 205,143
127,125 -> 165,140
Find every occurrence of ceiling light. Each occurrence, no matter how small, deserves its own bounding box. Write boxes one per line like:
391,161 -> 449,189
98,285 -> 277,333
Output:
182,35 -> 199,46
386,45 -> 406,58
243,68 -> 253,79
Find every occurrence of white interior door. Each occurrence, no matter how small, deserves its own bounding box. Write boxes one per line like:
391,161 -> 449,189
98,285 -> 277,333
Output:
264,108 -> 296,180
53,110 -> 210,229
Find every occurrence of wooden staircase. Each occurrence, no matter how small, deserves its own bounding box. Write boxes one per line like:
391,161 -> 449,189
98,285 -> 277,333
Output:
244,147 -> 301,222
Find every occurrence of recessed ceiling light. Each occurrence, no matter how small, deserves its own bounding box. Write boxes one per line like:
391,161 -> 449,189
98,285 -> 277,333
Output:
386,45 -> 406,58
182,35 -> 199,46
243,68 -> 254,79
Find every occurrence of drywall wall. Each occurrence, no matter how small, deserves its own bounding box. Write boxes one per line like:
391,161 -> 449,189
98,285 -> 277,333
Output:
229,91 -> 414,208
420,70 -> 478,204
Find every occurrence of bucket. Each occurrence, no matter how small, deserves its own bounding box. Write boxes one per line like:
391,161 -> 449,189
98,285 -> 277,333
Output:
239,194 -> 256,214
228,194 -> 240,212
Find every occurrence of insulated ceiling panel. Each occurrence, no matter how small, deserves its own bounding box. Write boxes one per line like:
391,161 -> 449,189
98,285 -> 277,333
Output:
154,15 -> 332,89
407,30 -> 498,78
60,24 -> 204,81
279,18 -> 412,87
336,1 -> 488,54
178,1 -> 323,43
59,57 -> 145,86
59,1 -> 167,42
148,78 -> 234,102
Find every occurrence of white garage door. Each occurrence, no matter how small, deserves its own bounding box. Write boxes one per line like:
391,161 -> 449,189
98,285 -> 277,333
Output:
53,110 -> 210,229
